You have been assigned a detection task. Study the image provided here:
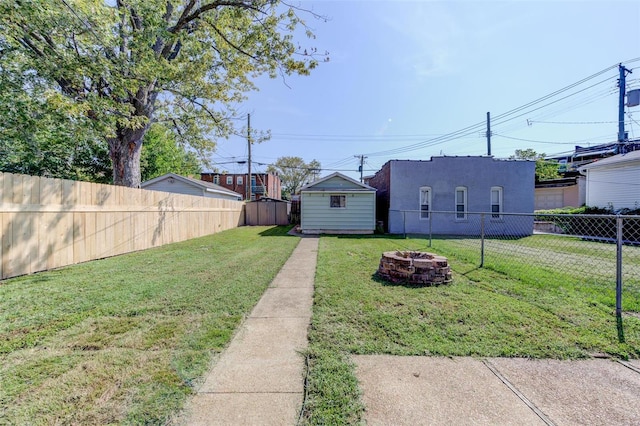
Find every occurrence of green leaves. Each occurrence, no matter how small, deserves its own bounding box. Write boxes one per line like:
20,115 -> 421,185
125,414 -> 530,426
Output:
0,0 -> 325,186
140,123 -> 201,181
267,156 -> 321,198
511,149 -> 561,181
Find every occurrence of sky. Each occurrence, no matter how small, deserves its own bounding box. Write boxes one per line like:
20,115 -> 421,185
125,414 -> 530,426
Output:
211,1 -> 640,181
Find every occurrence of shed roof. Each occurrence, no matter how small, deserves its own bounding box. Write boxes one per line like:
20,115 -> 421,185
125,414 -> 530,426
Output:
141,173 -> 243,198
300,172 -> 376,192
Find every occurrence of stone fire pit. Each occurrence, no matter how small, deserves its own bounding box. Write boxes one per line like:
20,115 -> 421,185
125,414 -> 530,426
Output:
377,251 -> 452,285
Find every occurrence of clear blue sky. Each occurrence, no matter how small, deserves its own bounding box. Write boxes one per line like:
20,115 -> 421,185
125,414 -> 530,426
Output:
211,1 -> 640,181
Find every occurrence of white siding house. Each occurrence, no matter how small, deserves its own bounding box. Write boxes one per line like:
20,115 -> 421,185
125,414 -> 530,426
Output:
141,173 -> 243,200
300,172 -> 376,234
579,150 -> 640,210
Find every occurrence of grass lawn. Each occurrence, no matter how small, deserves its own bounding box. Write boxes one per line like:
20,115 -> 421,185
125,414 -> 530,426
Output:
0,226 -> 299,425
303,234 -> 640,424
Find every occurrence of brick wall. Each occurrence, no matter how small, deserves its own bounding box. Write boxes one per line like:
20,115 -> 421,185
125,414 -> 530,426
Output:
367,161 -> 391,231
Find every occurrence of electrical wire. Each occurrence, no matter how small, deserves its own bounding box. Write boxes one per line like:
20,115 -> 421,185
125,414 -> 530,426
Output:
494,133 -> 613,145
361,63 -> 627,158
527,120 -> 632,125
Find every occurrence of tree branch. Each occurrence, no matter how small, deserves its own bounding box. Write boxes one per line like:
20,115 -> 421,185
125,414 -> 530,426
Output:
202,21 -> 258,61
168,1 -> 264,34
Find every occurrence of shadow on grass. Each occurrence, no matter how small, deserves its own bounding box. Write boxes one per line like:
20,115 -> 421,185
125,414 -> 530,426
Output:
258,226 -> 295,237
334,233 -> 406,240
617,315 -> 626,343
370,272 -> 450,289
460,266 -> 482,276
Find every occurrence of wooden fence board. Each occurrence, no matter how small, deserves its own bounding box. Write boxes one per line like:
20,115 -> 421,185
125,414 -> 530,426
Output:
0,172 -> 244,280
3,173 -> 14,204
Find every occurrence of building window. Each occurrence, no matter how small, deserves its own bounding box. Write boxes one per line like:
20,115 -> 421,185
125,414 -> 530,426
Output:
419,186 -> 431,219
455,186 -> 467,220
237,176 -> 243,185
491,186 -> 503,219
330,195 -> 346,208
213,175 -> 219,185
226,176 -> 232,185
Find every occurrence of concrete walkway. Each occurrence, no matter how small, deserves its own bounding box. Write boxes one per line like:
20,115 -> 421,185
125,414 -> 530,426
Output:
355,356 -> 640,425
183,237 -> 318,426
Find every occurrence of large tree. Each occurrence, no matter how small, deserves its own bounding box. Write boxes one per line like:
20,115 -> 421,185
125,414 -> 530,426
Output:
510,148 -> 561,181
267,156 -> 320,198
0,0 -> 323,187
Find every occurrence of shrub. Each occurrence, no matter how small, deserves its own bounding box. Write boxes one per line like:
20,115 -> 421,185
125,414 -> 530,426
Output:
535,206 -> 640,244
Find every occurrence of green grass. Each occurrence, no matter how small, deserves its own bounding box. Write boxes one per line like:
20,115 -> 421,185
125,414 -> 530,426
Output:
303,234 -> 640,424
4,228 -> 640,424
0,226 -> 299,425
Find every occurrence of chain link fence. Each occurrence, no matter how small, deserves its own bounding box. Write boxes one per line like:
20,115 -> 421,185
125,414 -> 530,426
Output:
391,210 -> 640,315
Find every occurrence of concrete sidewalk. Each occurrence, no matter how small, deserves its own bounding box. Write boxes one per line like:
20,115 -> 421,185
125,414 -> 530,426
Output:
183,237 -> 318,426
355,356 -> 640,425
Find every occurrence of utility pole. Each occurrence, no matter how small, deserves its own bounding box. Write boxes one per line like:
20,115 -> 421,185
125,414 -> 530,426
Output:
486,111 -> 492,156
618,64 -> 632,143
355,154 -> 367,182
247,113 -> 252,201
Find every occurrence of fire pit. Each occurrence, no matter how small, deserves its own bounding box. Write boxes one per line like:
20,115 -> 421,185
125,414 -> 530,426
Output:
377,251 -> 452,285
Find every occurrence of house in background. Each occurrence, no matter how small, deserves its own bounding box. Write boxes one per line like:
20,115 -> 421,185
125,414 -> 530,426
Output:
300,172 -> 376,234
578,150 -> 640,210
535,176 -> 586,210
550,138 -> 640,173
141,173 -> 242,200
200,172 -> 281,201
368,156 -> 535,236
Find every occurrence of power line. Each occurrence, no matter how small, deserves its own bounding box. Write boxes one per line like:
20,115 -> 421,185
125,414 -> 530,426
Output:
269,132 -> 447,140
490,76 -> 616,129
493,133 -> 611,145
361,63 -> 627,158
528,120 -> 631,125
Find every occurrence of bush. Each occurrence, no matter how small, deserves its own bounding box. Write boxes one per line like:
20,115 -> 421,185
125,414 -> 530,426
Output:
535,206 -> 640,244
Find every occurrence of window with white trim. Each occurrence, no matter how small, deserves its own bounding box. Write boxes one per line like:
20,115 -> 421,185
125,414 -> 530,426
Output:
491,186 -> 503,219
419,186 -> 431,219
455,186 -> 467,220
213,175 -> 219,185
330,195 -> 346,208
226,176 -> 232,185
237,176 -> 243,185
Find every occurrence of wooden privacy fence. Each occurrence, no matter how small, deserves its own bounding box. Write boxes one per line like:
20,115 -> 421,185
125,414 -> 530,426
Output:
0,172 -> 244,280
244,200 -> 290,226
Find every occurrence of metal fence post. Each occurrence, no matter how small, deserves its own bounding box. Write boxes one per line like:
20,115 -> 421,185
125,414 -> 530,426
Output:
402,210 -> 406,239
616,215 -> 623,317
480,213 -> 485,268
428,213 -> 432,247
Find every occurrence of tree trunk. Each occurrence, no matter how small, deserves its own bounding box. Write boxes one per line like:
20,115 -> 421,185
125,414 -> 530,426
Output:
108,126 -> 148,187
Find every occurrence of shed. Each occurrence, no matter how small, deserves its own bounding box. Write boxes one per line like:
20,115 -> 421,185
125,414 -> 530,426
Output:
578,150 -> 640,210
245,197 -> 290,226
300,172 -> 376,234
141,173 -> 243,200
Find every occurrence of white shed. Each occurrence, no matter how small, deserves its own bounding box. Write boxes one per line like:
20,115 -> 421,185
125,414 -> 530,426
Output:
141,173 -> 243,200
300,172 -> 376,234
579,150 -> 640,210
